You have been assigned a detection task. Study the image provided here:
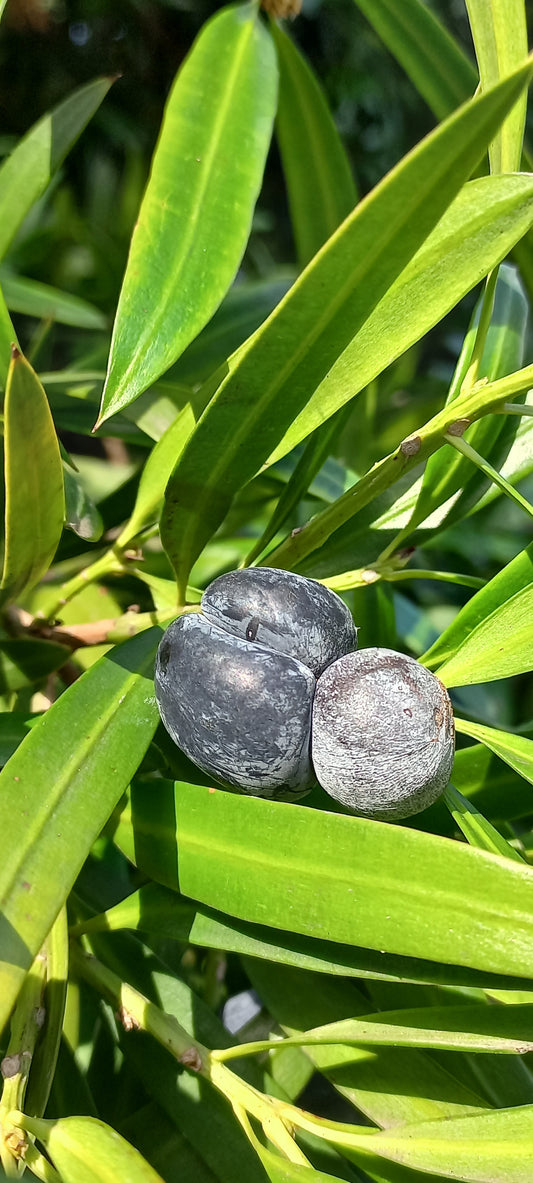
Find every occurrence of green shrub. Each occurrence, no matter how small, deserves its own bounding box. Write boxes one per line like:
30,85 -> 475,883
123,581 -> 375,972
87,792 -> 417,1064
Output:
1,2 -> 533,1180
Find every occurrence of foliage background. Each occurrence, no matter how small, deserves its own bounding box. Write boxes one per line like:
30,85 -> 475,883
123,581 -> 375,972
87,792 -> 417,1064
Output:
1,1 -> 533,1181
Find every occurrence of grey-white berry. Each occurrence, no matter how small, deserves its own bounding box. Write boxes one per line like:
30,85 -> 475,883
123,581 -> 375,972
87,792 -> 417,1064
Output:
201,566 -> 357,678
311,647 -> 454,820
155,612 -> 316,797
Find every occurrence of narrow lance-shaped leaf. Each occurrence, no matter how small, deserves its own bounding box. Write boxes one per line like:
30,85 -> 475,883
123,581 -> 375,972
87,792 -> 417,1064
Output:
76,869 -> 533,991
224,1001 -> 533,1056
25,907 -> 69,1119
98,2 -> 278,425
269,177 -> 533,467
465,0 -> 528,173
116,402 -> 198,550
12,1113 -> 165,1183
444,783 -> 524,864
352,0 -> 477,120
0,282 -> 17,388
422,539 -> 533,670
0,349 -> 65,607
150,783 -> 533,979
246,960 -> 489,1129
455,719 -> 533,787
405,263 -> 528,534
232,177 -> 533,576
430,581 -> 533,686
271,21 -> 357,267
337,1105 -> 533,1183
0,625 -> 163,1032
0,271 -> 108,331
0,76 -> 114,263
159,62 -> 533,597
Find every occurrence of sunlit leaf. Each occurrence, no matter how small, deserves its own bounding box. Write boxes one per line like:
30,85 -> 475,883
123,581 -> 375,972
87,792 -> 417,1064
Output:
431,581 -> 533,686
0,77 -> 114,262
0,349 -> 65,607
115,781 -> 533,979
98,2 -> 278,424
0,626 -> 162,1031
159,59 -> 533,594
444,783 -> 524,863
14,1113 -> 165,1183
465,0 -> 528,173
422,540 -> 533,671
455,719 -> 533,787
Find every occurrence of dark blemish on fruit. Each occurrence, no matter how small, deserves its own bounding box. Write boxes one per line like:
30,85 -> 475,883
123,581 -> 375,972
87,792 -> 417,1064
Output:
246,616 -> 260,642
158,639 -> 171,675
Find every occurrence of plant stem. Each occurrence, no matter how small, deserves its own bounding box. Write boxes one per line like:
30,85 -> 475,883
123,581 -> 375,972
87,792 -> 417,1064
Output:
71,945 -> 288,1140
502,401 -> 533,416
321,568 -> 484,592
266,360 -> 533,572
42,550 -> 125,622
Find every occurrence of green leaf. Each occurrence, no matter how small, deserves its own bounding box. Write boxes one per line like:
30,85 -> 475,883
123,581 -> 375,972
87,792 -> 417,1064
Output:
0,349 -> 65,607
444,784 -> 524,863
119,1103 -> 222,1183
245,409 -> 351,565
63,465 -> 104,542
79,874 -> 531,992
159,57 -> 533,594
352,0 -> 477,120
0,271 -> 107,330
119,781 -> 533,979
0,282 -> 17,389
0,713 -> 39,766
25,907 -> 69,1118
430,580 -> 533,686
455,719 -> 533,788
15,1114 -> 165,1183
271,22 -> 357,267
247,962 -> 489,1129
0,77 -> 114,262
405,262 -> 528,535
251,1140 -> 339,1183
0,639 -> 71,692
0,626 -> 162,1032
444,429 -> 533,525
465,0 -> 528,173
98,3 -> 278,424
173,274 -> 294,387
116,402 -> 198,549
340,1105 -> 533,1183
229,999 -> 533,1057
451,742 -> 533,825
421,539 -> 533,672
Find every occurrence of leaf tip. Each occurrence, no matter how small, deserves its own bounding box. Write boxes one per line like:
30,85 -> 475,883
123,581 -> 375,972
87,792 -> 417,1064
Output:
10,344 -> 21,361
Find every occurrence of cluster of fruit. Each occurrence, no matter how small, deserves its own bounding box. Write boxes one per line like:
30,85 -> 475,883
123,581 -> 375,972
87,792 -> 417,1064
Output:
155,568 -> 454,820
